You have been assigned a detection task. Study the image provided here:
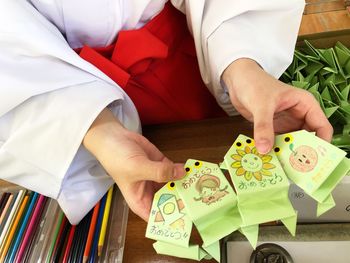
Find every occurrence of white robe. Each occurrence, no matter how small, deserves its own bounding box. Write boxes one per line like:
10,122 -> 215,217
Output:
0,0 -> 304,224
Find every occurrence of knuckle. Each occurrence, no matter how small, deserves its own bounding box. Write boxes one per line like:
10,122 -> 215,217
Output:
154,163 -> 171,183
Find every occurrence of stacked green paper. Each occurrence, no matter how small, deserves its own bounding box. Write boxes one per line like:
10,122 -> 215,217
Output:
280,40 -> 350,154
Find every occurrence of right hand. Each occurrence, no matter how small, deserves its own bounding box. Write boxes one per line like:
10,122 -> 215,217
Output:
83,108 -> 185,221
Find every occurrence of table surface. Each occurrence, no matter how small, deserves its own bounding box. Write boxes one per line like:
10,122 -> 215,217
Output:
123,116 -> 252,263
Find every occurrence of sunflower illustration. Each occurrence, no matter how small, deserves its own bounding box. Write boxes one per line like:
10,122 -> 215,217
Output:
231,146 -> 275,181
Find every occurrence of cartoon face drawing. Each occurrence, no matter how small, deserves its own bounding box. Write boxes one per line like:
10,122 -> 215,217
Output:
154,194 -> 186,230
194,174 -> 228,205
241,153 -> 263,172
231,146 -> 275,181
289,145 -> 318,173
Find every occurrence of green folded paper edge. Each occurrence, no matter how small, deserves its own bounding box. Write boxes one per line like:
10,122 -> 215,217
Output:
153,241 -> 211,261
280,40 -> 350,155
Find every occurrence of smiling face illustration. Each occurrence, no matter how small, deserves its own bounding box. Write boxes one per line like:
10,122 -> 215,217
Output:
289,145 -> 318,173
231,146 -> 275,181
241,153 -> 263,172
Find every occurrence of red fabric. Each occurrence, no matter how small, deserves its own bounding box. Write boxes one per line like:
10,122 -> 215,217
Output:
79,3 -> 226,125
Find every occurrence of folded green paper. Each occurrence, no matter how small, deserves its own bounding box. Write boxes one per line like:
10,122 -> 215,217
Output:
153,241 -> 211,261
223,135 -> 297,242
175,159 -> 242,247
281,40 -> 350,154
274,130 -> 350,216
146,182 -> 192,247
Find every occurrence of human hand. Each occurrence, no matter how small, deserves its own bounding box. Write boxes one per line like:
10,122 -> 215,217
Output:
222,58 -> 333,154
83,108 -> 185,221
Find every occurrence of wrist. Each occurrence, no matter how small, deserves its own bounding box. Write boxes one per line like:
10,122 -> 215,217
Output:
222,58 -> 262,93
83,108 -> 124,159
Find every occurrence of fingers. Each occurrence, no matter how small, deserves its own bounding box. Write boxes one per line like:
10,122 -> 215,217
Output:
129,133 -> 165,161
303,96 -> 333,142
253,106 -> 275,154
128,156 -> 186,183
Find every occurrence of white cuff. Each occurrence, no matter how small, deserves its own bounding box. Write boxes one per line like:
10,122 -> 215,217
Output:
0,80 -> 134,223
206,1 -> 304,115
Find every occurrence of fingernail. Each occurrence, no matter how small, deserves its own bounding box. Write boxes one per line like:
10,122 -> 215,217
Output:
256,139 -> 271,154
173,165 -> 186,179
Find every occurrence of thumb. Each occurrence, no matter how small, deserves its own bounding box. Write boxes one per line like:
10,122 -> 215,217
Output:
136,157 -> 186,183
253,106 -> 275,154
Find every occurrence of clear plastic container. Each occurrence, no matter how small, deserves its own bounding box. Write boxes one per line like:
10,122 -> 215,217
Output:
0,183 -> 128,262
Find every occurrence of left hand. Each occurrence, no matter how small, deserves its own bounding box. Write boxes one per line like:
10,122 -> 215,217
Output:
222,58 -> 333,154
83,108 -> 185,221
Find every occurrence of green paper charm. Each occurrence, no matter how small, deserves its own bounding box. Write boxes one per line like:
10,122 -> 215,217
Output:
223,135 -> 297,241
175,159 -> 242,247
146,182 -> 192,247
274,130 -> 350,216
153,241 -> 211,261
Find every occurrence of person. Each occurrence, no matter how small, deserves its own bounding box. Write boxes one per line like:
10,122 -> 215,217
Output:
0,0 -> 332,224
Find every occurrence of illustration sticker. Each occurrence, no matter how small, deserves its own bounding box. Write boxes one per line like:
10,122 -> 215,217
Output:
146,182 -> 192,247
224,134 -> 288,193
274,130 -> 347,192
222,134 -> 297,232
175,159 -> 241,246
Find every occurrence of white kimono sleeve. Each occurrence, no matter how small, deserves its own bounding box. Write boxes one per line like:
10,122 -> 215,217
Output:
171,0 -> 305,115
0,0 -> 140,224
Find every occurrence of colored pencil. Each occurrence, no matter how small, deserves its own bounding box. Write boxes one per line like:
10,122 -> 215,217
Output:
0,195 -> 28,261
31,198 -> 59,262
21,197 -> 47,263
0,190 -> 25,248
51,217 -> 70,263
89,193 -> 107,262
62,225 -> 76,263
68,211 -> 91,263
46,210 -> 64,262
98,187 -> 113,256
75,211 -> 93,263
15,194 -> 46,262
0,193 -> 18,238
82,201 -> 101,263
0,191 -> 26,256
0,194 -> 14,229
7,192 -> 38,262
67,219 -> 83,263
4,191 -> 34,263
0,193 -> 10,216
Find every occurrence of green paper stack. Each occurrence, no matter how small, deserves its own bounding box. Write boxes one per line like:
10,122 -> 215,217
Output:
222,135 -> 297,248
280,40 -> 350,154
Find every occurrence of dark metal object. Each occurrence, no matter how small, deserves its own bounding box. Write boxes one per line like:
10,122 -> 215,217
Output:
250,243 -> 293,263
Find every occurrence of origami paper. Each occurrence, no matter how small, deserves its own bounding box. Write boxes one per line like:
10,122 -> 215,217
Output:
146,182 -> 192,247
222,135 -> 297,243
153,241 -> 211,261
274,130 -> 350,216
175,159 -> 241,247
280,40 -> 350,155
202,241 -> 221,262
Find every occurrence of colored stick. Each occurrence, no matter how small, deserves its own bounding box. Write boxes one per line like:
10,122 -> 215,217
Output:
15,194 -> 46,262
0,194 -> 28,261
82,202 -> 100,263
89,194 -> 107,262
98,187 -> 113,256
62,225 -> 76,263
7,192 -> 38,262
